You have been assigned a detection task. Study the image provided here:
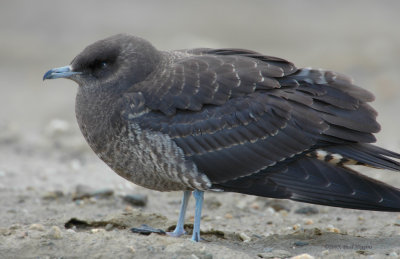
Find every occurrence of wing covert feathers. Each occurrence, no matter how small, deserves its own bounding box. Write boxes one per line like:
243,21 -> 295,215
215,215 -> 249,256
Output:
124,47 -> 400,211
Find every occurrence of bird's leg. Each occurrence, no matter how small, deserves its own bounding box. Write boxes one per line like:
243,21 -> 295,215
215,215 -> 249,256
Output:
167,190 -> 191,237
191,189 -> 204,242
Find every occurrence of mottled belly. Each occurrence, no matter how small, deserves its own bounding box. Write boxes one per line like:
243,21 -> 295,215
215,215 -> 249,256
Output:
97,124 -> 211,191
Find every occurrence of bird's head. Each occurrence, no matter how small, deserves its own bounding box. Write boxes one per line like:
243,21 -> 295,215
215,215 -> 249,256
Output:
43,34 -> 161,91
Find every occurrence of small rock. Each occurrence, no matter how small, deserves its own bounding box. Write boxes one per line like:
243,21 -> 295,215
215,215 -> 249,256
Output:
321,250 -> 329,256
105,223 -> 114,231
268,201 -> 290,212
48,226 -> 62,239
394,219 -> 400,226
293,241 -> 309,247
238,232 -> 251,242
356,250 -> 373,255
90,228 -> 106,234
326,225 -> 340,233
0,228 -> 12,236
73,184 -> 113,200
224,213 -> 233,219
122,194 -> 147,206
16,231 -> 28,239
290,253 -> 314,259
258,249 -> 291,258
29,224 -> 45,231
10,224 -> 22,230
250,202 -> 260,210
42,191 -> 64,200
358,216 -> 365,221
70,159 -> 82,171
44,119 -> 70,137
91,189 -> 114,198
265,207 -> 275,214
279,210 -> 288,217
295,207 -> 318,215
388,251 -> 398,257
292,224 -> 301,230
127,246 -> 136,253
304,219 -> 313,225
124,205 -> 134,212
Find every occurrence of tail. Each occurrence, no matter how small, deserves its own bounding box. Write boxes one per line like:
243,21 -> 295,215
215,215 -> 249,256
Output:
215,144 -> 400,211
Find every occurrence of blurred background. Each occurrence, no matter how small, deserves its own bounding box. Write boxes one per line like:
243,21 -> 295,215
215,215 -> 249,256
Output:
0,0 -> 399,189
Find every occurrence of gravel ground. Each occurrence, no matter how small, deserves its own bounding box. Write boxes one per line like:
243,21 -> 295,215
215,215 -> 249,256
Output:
1,1 -> 400,258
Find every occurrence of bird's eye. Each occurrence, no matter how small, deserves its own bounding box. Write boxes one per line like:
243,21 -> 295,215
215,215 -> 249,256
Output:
100,62 -> 108,69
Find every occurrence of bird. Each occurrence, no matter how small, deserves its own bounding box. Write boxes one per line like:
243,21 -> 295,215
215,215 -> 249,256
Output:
43,34 -> 400,242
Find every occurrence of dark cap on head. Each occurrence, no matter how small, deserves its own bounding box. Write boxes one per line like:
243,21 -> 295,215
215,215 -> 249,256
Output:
44,34 -> 161,89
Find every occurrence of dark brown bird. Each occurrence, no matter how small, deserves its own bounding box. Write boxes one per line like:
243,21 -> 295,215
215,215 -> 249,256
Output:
43,34 -> 400,242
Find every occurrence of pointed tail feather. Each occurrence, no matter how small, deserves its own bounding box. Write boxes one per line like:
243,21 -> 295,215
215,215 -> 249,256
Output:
322,143 -> 400,171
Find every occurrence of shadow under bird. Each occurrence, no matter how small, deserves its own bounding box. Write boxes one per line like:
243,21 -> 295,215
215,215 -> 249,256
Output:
43,34 -> 400,242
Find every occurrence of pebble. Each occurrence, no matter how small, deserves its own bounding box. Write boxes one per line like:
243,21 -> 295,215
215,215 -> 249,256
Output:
10,224 -> 22,230
294,207 -> 319,215
279,210 -> 288,217
29,223 -> 45,231
42,191 -> 64,200
268,201 -> 290,212
105,223 -> 114,231
258,249 -> 291,258
238,232 -> 251,242
265,207 -> 276,214
44,119 -> 70,137
69,159 -> 82,171
292,224 -> 301,230
304,219 -> 314,225
73,184 -> 114,200
356,250 -> 373,255
0,228 -> 12,236
321,250 -> 329,256
290,254 -> 314,259
224,213 -> 233,219
124,205 -> 134,213
388,251 -> 398,257
48,226 -> 62,239
122,194 -> 148,207
293,241 -> 309,247
91,228 -> 106,234
127,246 -> 136,253
16,231 -> 28,239
250,202 -> 260,210
326,225 -> 340,233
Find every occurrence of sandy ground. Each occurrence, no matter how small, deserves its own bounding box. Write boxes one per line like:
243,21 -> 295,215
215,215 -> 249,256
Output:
1,1 -> 400,258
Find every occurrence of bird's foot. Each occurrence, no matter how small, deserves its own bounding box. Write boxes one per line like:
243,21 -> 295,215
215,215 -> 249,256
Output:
166,227 -> 187,237
191,230 -> 201,242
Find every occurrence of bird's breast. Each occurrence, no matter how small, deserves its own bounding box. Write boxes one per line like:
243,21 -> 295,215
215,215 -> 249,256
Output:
96,122 -> 212,191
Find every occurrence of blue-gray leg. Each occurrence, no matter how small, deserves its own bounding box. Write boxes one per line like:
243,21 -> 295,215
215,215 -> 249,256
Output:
191,190 -> 204,242
167,190 -> 191,237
